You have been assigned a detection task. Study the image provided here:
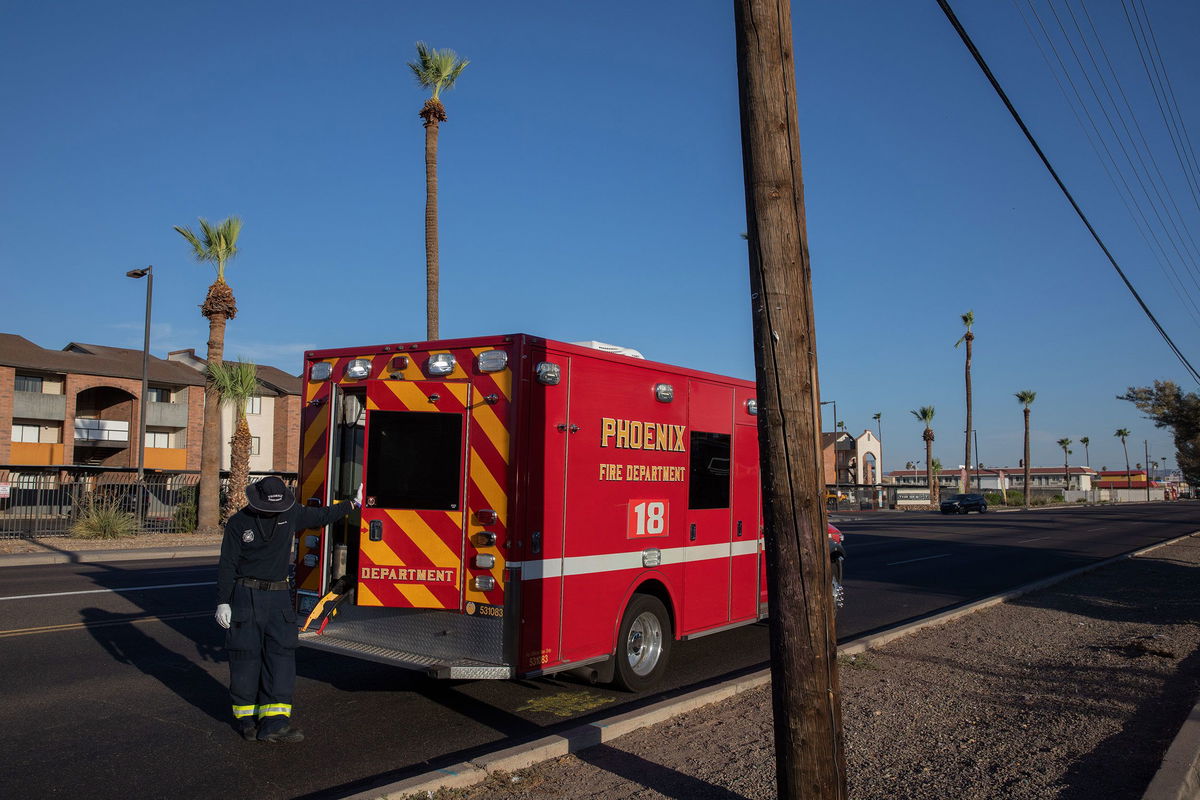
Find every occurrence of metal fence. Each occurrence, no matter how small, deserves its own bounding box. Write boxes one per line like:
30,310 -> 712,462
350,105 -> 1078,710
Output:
0,466 -> 296,539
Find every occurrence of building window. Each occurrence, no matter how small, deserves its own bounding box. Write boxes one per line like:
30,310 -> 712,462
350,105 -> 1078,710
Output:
250,436 -> 261,456
145,431 -> 171,448
148,387 -> 171,403
13,423 -> 41,443
15,375 -> 43,393
246,397 -> 262,415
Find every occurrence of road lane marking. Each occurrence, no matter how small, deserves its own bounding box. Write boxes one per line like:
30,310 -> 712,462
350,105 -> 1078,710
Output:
0,611 -> 211,638
887,554 -> 950,566
1018,536 -> 1051,543
0,581 -> 216,602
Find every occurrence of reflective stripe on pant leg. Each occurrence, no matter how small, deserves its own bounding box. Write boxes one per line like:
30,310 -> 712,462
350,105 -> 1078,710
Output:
257,704 -> 292,719
232,705 -> 256,719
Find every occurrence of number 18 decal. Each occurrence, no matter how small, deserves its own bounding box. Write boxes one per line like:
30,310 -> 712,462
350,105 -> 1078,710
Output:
628,499 -> 669,538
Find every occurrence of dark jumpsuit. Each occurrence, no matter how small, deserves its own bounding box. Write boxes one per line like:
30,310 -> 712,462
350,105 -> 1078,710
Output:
217,500 -> 354,732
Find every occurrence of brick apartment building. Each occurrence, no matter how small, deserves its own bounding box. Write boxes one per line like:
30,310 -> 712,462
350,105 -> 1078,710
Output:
0,334 -> 300,473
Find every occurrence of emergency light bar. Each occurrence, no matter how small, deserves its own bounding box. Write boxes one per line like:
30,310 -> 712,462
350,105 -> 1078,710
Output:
309,362 -> 333,381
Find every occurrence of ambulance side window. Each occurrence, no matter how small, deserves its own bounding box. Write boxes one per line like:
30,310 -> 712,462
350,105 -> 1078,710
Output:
688,431 -> 731,509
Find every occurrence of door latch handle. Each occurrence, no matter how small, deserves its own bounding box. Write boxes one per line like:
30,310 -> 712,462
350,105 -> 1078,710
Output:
369,519 -> 383,542
737,520 -> 743,537
555,423 -> 581,433
689,523 -> 696,542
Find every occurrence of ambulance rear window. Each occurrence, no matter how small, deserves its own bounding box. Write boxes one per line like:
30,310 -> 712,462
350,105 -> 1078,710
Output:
365,411 -> 463,510
688,431 -> 731,509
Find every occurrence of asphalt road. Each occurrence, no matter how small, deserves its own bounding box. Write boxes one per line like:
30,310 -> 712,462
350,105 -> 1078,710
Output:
0,502 -> 1194,799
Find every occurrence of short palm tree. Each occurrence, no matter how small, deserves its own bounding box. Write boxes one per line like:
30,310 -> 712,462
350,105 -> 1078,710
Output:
955,311 -> 975,491
175,216 -> 242,534
1056,438 -> 1072,494
408,42 -> 469,341
1115,428 -> 1132,494
1016,390 -> 1036,508
1079,436 -> 1090,467
910,406 -> 936,506
207,360 -> 259,524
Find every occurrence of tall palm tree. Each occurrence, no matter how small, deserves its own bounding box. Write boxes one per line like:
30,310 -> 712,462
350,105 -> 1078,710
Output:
1016,390 -> 1036,509
174,216 -> 242,534
1079,436 -> 1090,467
408,41 -> 469,341
955,311 -> 975,491
910,406 -> 936,506
1056,438 -> 1073,494
207,360 -> 259,524
1115,428 -> 1132,495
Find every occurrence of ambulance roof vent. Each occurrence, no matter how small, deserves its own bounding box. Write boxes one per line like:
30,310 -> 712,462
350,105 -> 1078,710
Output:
570,341 -> 645,359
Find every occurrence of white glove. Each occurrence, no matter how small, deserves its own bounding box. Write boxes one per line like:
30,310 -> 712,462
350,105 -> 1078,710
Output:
215,603 -> 232,629
355,483 -> 364,509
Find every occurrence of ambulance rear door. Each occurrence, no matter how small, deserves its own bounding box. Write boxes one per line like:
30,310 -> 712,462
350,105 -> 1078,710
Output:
357,379 -> 470,610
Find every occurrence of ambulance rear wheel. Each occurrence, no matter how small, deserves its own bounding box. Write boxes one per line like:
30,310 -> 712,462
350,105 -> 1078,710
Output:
613,594 -> 672,692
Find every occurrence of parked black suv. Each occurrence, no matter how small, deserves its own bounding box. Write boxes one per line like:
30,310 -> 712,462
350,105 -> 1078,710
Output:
940,493 -> 988,514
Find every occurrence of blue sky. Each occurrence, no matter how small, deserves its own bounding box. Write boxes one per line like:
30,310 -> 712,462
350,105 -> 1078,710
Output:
3,0 -> 1198,474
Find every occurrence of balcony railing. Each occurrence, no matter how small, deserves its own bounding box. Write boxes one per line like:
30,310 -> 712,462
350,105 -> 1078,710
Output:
74,419 -> 129,442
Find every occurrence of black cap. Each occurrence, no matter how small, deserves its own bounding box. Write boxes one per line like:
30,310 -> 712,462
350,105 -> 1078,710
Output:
245,476 -> 296,513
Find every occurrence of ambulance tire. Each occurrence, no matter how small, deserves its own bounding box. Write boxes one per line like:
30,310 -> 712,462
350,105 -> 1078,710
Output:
613,593 -> 672,693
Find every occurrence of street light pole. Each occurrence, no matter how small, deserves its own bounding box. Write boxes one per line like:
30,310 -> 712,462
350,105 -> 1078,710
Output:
821,400 -> 838,508
126,266 -> 153,529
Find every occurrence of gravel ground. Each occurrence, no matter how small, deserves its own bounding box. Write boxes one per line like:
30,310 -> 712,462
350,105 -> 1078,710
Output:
415,535 -> 1200,800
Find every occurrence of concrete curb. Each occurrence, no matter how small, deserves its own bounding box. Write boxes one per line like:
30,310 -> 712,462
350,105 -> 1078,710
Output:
1143,702 -> 1200,800
347,530 -> 1200,800
0,544 -> 219,566
341,670 -> 774,800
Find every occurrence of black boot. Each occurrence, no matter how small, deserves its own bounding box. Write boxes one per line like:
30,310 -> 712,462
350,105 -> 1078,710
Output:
258,724 -> 304,743
236,720 -> 257,742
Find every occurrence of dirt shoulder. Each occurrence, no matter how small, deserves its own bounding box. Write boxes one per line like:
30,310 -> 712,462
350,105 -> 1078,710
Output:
419,535 -> 1200,800
0,531 -> 221,555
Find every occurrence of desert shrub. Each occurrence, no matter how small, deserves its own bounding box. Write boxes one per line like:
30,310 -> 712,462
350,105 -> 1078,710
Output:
71,495 -> 137,540
1003,490 -> 1025,506
983,492 -> 1005,505
173,486 -> 198,533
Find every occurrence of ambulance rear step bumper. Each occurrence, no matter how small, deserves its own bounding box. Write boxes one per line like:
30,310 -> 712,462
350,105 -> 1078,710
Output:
299,632 -> 514,679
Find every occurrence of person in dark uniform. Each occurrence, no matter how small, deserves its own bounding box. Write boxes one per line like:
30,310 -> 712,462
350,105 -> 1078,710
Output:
215,475 -> 360,742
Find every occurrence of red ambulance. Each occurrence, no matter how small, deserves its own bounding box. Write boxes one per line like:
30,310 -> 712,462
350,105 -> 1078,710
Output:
293,333 -> 838,690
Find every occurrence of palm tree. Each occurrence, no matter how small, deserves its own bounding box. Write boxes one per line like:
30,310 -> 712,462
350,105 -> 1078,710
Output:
1079,436 -> 1090,467
1115,428 -> 1132,496
1015,391 -> 1036,509
408,41 -> 469,341
174,216 -> 242,534
910,406 -> 936,506
1057,438 -> 1073,494
954,311 -> 975,491
207,360 -> 259,524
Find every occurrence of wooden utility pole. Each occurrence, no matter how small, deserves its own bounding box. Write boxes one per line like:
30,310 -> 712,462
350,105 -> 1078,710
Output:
734,1 -> 847,797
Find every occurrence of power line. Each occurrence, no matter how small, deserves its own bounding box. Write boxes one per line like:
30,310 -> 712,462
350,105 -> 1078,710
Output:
1010,0 -> 1200,329
1029,0 -> 1200,314
1121,0 -> 1200,211
1075,0 -> 1200,265
934,0 -> 1200,384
